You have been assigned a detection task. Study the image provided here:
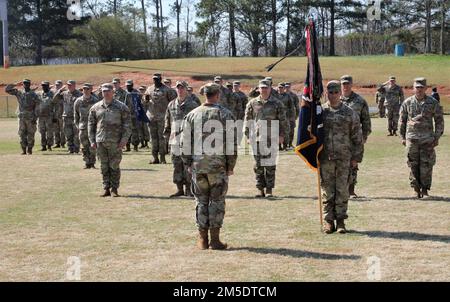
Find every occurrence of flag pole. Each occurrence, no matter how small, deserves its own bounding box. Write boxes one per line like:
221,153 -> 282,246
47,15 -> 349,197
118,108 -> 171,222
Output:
317,167 -> 323,230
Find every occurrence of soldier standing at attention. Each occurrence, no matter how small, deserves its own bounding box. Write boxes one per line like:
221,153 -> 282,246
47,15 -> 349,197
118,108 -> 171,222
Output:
5,79 -> 39,155
285,82 -> 300,149
382,76 -> 404,136
37,81 -> 55,151
124,80 -> 141,152
399,78 -> 444,199
88,84 -> 131,197
232,81 -> 248,122
340,75 -> 371,198
137,85 -> 150,149
53,80 -> 83,154
276,82 -> 294,150
244,80 -> 287,198
74,83 -> 98,169
375,85 -> 386,118
321,81 -> 363,234
181,83 -> 237,250
112,78 -> 127,103
164,81 -> 199,198
145,73 -> 177,164
52,80 -> 65,148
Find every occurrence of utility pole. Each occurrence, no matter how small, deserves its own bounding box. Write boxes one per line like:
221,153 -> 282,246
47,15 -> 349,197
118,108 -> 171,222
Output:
0,0 -> 9,68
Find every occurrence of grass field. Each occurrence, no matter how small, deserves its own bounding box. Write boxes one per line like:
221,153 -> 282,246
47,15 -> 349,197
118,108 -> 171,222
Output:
1,55 -> 450,116
0,117 -> 449,281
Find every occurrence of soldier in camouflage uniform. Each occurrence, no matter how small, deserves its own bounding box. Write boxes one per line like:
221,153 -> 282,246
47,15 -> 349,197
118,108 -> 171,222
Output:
53,80 -> 83,153
321,81 -> 363,234
145,73 -> 177,164
340,75 -> 372,198
88,83 -> 131,197
399,77 -> 444,198
382,76 -> 404,136
52,80 -> 65,148
37,81 -> 55,151
276,83 -> 294,150
5,79 -> 39,155
285,82 -> 300,149
375,85 -> 386,118
137,85 -> 150,148
112,78 -> 127,103
164,81 -> 199,198
187,86 -> 201,106
248,77 -> 280,100
74,83 -> 98,169
200,76 -> 236,115
124,80 -> 141,152
163,78 -> 178,101
244,80 -> 287,198
181,83 -> 237,250
232,81 -> 248,121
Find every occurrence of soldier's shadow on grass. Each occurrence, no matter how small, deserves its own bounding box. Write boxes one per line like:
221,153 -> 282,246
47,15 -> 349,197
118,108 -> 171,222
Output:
230,247 -> 361,260
349,230 -> 450,243
368,196 -> 450,202
124,194 -> 191,200
122,168 -> 155,172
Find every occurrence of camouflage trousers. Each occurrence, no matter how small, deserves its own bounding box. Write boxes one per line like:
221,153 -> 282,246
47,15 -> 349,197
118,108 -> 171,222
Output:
53,118 -> 66,145
149,119 -> 166,155
349,146 -> 364,186
289,120 -> 296,146
127,119 -> 140,146
253,156 -> 276,190
63,117 -> 80,151
18,118 -> 37,148
38,117 -> 54,147
378,102 -> 386,118
406,140 -> 436,190
192,170 -> 228,229
97,142 -> 122,190
386,105 -> 400,131
137,121 -> 150,141
320,158 -> 351,221
79,129 -> 96,166
171,154 -> 191,186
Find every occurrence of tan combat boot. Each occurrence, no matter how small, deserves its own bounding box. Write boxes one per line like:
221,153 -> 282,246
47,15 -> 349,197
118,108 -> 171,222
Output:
170,184 -> 185,198
421,188 -> 429,198
255,189 -> 265,198
266,188 -> 273,198
414,186 -> 422,199
197,228 -> 209,250
209,228 -> 227,250
111,188 -> 120,197
323,220 -> 335,234
349,184 -> 358,198
336,219 -> 347,234
149,153 -> 160,164
21,146 -> 27,155
101,188 -> 111,197
160,154 -> 167,164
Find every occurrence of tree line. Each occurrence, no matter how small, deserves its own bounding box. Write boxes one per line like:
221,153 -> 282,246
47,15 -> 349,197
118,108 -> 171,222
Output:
0,0 -> 448,66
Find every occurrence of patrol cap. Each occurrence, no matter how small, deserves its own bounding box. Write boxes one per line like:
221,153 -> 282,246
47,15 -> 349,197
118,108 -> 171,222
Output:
285,82 -> 291,87
233,81 -> 241,86
204,83 -> 220,94
414,77 -> 427,88
176,80 -> 188,88
264,77 -> 273,82
41,81 -> 50,86
126,79 -> 134,86
214,75 -> 222,81
278,82 -> 285,88
389,76 -> 396,80
112,78 -> 121,84
327,80 -> 341,92
55,80 -> 63,85
82,83 -> 93,89
225,82 -> 233,87
66,80 -> 76,85
163,78 -> 172,84
22,79 -> 31,84
340,75 -> 353,84
138,85 -> 147,91
101,83 -> 113,92
258,80 -> 270,88
152,73 -> 162,79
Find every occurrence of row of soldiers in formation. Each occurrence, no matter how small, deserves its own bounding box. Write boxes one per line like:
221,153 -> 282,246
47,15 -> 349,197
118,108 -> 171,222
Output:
5,73 -> 444,248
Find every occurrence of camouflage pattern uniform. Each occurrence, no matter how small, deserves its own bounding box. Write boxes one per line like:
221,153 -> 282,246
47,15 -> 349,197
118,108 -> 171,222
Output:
244,92 -> 287,191
287,90 -> 300,146
277,91 -> 295,142
114,87 -> 127,104
145,84 -> 176,158
375,87 -> 386,118
383,84 -> 404,133
164,96 -> 199,189
188,92 -> 202,106
5,83 -> 39,150
74,93 -> 98,167
124,88 -> 141,147
233,90 -> 248,121
320,101 -> 363,221
137,89 -> 150,145
181,101 -> 237,230
341,91 -> 371,188
88,99 -> 131,191
53,87 -> 83,152
52,85 -> 66,147
399,86 -> 444,192
200,84 -> 236,115
37,90 -> 55,148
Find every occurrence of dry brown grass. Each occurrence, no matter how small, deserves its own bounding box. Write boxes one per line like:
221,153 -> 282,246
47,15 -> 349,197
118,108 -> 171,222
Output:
0,117 -> 449,281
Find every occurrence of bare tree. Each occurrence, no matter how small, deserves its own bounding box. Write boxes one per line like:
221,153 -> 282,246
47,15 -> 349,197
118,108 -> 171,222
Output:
270,0 -> 278,56
425,0 -> 432,53
141,0 -> 149,57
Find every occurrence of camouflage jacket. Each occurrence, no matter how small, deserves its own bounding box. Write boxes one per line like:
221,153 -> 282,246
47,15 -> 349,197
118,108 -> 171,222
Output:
248,87 -> 280,100
199,85 -> 236,115
124,89 -> 141,120
232,91 -> 248,120
74,94 -> 99,130
51,89 -> 64,118
181,103 -> 238,173
278,92 -> 296,120
114,88 -> 127,103
341,92 -> 372,141
5,85 -> 39,120
244,95 -> 287,143
37,91 -> 55,119
288,91 -> 300,121
375,91 -> 385,105
88,99 -> 132,145
53,89 -> 83,119
399,95 -> 444,144
145,85 -> 176,121
188,93 -> 202,106
166,87 -> 178,101
383,84 -> 404,108
164,97 -> 199,149
320,102 -> 363,162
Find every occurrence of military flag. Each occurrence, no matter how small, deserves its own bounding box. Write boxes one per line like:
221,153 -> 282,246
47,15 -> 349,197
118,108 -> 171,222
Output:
131,92 -> 150,123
